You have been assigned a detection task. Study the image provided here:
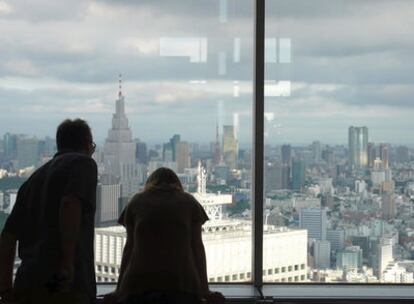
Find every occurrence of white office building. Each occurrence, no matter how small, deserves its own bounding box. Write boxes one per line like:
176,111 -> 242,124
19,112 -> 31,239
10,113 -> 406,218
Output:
95,225 -> 308,283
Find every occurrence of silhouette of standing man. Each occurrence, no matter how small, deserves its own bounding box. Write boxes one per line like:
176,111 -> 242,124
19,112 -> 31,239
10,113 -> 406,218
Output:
0,119 -> 98,304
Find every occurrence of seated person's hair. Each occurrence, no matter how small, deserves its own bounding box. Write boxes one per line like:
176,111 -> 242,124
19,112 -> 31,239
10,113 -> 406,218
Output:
144,167 -> 184,192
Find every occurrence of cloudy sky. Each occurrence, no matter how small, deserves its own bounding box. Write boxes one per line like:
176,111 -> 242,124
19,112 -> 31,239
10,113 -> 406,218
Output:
0,0 -> 413,146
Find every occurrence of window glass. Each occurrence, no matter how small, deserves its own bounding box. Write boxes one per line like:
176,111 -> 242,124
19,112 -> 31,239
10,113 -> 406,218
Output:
264,0 -> 414,284
0,0 -> 253,283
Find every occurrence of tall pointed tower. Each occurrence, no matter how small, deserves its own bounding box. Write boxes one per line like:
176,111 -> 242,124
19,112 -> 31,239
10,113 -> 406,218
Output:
103,75 -> 140,197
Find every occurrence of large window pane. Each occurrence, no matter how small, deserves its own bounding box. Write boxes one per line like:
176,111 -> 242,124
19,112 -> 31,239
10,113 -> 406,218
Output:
264,0 -> 414,284
0,0 -> 253,284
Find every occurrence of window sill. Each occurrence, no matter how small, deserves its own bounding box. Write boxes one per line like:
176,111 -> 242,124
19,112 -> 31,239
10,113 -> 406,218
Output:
97,283 -> 414,302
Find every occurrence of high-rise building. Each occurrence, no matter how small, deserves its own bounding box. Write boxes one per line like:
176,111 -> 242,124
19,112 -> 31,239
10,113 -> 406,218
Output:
176,141 -> 191,173
351,236 -> 371,260
265,163 -> 277,193
322,147 -> 335,167
135,141 -> 147,164
213,123 -> 221,164
292,159 -> 305,191
222,125 -> 238,170
280,163 -> 290,190
314,240 -> 331,270
312,141 -> 322,163
348,126 -> 368,169
336,246 -> 363,272
327,229 -> 345,251
265,162 -> 290,192
379,143 -> 390,169
96,183 -> 122,227
38,136 -> 56,158
3,133 -> 18,161
300,208 -> 327,241
163,134 -> 181,162
16,137 -> 40,169
367,142 -> 376,168
396,146 -> 409,164
103,76 -> 140,198
281,144 -> 291,165
381,193 -> 396,220
376,241 -> 393,281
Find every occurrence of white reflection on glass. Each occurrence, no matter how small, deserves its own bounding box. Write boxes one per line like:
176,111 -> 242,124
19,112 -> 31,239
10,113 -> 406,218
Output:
279,38 -> 291,63
265,80 -> 291,97
233,81 -> 240,97
159,37 -> 207,63
265,38 -> 277,63
219,0 -> 228,23
233,37 -> 241,63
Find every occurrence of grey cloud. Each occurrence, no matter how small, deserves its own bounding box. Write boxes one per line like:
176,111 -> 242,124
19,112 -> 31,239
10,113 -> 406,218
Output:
4,0 -> 91,22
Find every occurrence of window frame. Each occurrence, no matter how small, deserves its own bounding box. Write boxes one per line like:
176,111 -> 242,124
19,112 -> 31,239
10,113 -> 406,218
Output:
97,0 -> 414,300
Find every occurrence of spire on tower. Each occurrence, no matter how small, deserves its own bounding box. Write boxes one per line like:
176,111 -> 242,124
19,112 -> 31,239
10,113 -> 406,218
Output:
118,74 -> 123,97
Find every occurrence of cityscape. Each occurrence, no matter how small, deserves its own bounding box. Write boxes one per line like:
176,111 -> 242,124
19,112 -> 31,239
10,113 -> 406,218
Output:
1,83 -> 414,284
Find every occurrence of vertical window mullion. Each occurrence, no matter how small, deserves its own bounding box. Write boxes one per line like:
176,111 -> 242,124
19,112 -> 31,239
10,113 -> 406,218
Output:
253,0 -> 265,293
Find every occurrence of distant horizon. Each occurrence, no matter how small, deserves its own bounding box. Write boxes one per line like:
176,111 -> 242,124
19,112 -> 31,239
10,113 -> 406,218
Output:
2,129 -> 414,150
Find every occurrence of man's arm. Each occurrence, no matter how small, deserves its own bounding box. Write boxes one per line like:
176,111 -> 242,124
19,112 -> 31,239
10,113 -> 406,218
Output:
0,231 -> 17,294
58,195 -> 82,286
191,224 -> 209,296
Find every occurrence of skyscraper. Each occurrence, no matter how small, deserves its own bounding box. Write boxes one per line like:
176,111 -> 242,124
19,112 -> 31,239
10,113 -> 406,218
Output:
379,143 -> 390,169
292,159 -> 305,191
281,144 -> 291,165
222,125 -> 238,170
300,208 -> 327,241
103,75 -> 140,198
381,193 -> 396,220
3,133 -> 18,161
396,146 -> 409,163
213,123 -> 221,165
348,126 -> 369,169
312,141 -> 322,163
367,142 -> 376,168
176,141 -> 190,173
16,137 -> 40,169
163,134 -> 181,162
135,141 -> 148,164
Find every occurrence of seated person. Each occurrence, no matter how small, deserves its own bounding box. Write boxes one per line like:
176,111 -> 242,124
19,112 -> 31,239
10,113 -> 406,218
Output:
104,167 -> 224,304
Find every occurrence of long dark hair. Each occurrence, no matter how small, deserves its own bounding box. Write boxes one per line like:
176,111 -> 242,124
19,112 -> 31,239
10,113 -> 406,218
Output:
144,167 -> 183,192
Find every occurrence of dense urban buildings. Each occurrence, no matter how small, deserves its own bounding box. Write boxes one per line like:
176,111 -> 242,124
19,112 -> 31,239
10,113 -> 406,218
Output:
1,84 -> 414,283
2,113 -> 414,283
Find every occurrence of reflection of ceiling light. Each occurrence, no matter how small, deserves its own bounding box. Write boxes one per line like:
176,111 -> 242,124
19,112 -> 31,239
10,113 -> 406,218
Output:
264,112 -> 274,121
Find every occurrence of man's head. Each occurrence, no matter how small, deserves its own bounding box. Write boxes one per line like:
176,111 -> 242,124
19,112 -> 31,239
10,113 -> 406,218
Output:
56,119 -> 95,156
